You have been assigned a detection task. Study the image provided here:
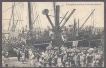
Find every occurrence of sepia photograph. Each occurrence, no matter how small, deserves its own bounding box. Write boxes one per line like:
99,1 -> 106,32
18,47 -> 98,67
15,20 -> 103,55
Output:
2,2 -> 104,67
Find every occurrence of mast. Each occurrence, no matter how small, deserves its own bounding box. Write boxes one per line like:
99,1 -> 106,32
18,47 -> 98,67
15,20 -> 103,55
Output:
78,19 -> 79,35
12,2 -> 15,32
53,2 -> 56,21
43,3 -> 75,47
55,5 -> 60,32
28,2 -> 33,35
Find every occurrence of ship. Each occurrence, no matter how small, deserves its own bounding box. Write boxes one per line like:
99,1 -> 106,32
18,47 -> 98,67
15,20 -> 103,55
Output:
2,2 -> 104,52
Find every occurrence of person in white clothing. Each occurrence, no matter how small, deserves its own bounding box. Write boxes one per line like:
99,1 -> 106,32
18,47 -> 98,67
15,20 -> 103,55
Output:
5,52 -> 9,60
21,52 -> 25,63
57,55 -> 63,67
28,49 -> 33,59
30,53 -> 35,65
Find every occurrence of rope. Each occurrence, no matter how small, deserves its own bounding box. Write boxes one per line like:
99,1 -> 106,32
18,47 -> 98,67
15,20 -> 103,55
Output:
19,3 -> 24,31
15,2 -> 21,31
8,9 -> 13,31
34,3 -> 39,34
35,3 -> 42,34
93,11 -> 94,28
14,3 -> 20,31
34,3 -> 41,35
31,3 -> 35,29
3,2 -> 21,13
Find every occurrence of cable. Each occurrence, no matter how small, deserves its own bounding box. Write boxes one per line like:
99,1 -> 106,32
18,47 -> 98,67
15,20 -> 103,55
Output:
3,2 -> 21,13
8,9 -> 13,31
14,3 -> 19,31
14,2 -> 23,31
34,3 -> 39,34
16,3 -> 21,31
37,3 -> 42,31
31,3 -> 34,29
19,2 -> 24,31
35,3 -> 42,34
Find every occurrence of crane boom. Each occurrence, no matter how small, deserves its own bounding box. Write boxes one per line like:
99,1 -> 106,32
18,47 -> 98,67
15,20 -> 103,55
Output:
60,9 -> 76,29
59,11 -> 69,25
46,14 -> 55,29
79,9 -> 95,29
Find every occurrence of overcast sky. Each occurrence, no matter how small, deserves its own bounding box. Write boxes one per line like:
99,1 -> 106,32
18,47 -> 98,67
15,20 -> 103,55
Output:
2,2 -> 104,31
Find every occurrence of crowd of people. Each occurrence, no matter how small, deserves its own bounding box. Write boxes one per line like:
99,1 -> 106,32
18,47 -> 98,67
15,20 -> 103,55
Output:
2,41 -> 104,67
2,25 -> 104,67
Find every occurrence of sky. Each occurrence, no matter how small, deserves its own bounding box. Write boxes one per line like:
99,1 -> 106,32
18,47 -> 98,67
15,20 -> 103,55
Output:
2,2 -> 104,31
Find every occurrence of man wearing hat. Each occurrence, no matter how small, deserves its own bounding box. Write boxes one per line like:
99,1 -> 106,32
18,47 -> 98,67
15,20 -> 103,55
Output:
86,48 -> 94,67
93,50 -> 104,67
62,52 -> 67,66
35,62 -> 42,67
5,51 -> 9,60
80,52 -> 86,67
17,50 -> 21,61
45,62 -> 50,67
57,54 -> 63,67
21,52 -> 25,64
65,62 -> 70,67
22,44 -> 25,52
2,53 -> 5,67
28,49 -> 33,59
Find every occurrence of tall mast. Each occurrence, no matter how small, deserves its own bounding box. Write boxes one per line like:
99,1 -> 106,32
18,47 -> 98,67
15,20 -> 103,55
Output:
28,2 -> 33,35
55,5 -> 60,32
53,2 -> 56,22
78,19 -> 79,35
12,2 -> 15,32
43,3 -> 75,47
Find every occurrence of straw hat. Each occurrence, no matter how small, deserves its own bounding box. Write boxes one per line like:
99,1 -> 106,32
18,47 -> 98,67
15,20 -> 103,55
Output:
65,62 -> 69,64
95,55 -> 101,60
89,48 -> 94,51
88,48 -> 94,52
54,47 -> 59,49
29,49 -> 31,50
2,51 -> 4,54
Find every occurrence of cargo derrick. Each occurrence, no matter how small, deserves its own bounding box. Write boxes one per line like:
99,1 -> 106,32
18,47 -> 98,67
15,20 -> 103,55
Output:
42,5 -> 76,47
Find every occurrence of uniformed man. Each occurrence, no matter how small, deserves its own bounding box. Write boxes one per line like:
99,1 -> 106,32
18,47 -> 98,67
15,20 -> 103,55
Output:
86,48 -> 94,67
5,52 -> 9,60
17,50 -> 21,61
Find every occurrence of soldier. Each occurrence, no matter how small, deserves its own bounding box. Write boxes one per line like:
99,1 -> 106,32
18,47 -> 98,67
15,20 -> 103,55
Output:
93,50 -> 104,67
80,52 -> 86,67
62,51 -> 67,66
57,54 -> 63,67
21,52 -> 25,64
5,52 -> 9,60
61,33 -> 67,42
28,49 -> 33,59
17,50 -> 21,61
25,48 -> 29,59
65,62 -> 70,67
35,62 -> 42,67
30,55 -> 35,66
2,54 -> 5,67
86,48 -> 94,67
22,45 -> 25,52
45,62 -> 50,67
53,54 -> 58,66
